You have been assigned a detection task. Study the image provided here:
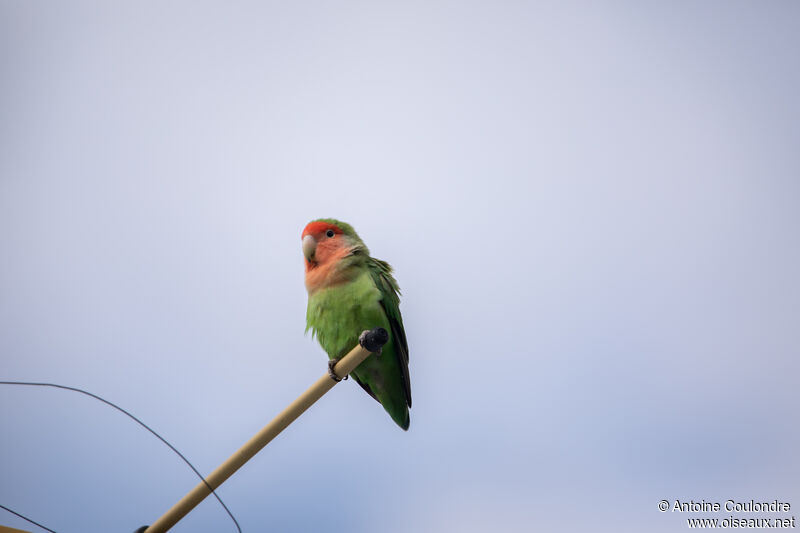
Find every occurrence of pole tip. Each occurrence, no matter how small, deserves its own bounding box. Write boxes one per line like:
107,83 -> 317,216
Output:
133,527 -> 148,533
359,327 -> 389,353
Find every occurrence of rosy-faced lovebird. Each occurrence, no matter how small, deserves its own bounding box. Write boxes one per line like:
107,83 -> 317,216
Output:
302,218 -> 411,430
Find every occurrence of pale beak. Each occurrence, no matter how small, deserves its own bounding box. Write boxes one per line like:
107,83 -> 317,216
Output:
302,234 -> 317,262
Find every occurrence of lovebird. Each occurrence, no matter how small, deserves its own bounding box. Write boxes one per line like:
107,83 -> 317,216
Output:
302,218 -> 411,430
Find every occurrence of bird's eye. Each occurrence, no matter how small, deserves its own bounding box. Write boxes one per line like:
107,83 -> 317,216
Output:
326,229 -> 335,238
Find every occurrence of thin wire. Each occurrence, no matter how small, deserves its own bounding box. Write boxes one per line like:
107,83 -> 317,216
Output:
0,381 -> 242,533
0,503 -> 57,533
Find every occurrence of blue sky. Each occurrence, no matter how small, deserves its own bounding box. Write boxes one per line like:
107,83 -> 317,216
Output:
2,2 -> 799,532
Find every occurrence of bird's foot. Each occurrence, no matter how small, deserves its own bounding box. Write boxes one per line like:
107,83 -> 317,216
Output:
328,358 -> 348,382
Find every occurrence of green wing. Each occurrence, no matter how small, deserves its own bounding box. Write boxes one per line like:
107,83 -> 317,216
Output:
366,257 -> 412,408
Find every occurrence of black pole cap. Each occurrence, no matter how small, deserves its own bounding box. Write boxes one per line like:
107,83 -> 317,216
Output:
133,527 -> 148,533
359,327 -> 389,353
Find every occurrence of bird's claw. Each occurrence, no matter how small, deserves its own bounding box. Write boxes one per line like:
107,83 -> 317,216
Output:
328,358 -> 348,382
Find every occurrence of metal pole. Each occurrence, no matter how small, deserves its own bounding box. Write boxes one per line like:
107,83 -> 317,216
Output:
140,328 -> 388,533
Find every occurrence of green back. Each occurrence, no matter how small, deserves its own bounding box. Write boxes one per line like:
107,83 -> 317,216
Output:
306,253 -> 411,428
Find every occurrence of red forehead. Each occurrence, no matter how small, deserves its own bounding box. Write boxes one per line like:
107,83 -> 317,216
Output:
302,221 -> 342,238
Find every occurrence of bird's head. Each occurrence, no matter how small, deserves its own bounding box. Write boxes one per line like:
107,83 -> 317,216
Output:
301,218 -> 368,271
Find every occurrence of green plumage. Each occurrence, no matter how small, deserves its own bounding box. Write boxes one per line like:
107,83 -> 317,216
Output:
304,219 -> 411,430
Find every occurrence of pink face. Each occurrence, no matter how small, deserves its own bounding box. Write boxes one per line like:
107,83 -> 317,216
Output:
301,221 -> 346,270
